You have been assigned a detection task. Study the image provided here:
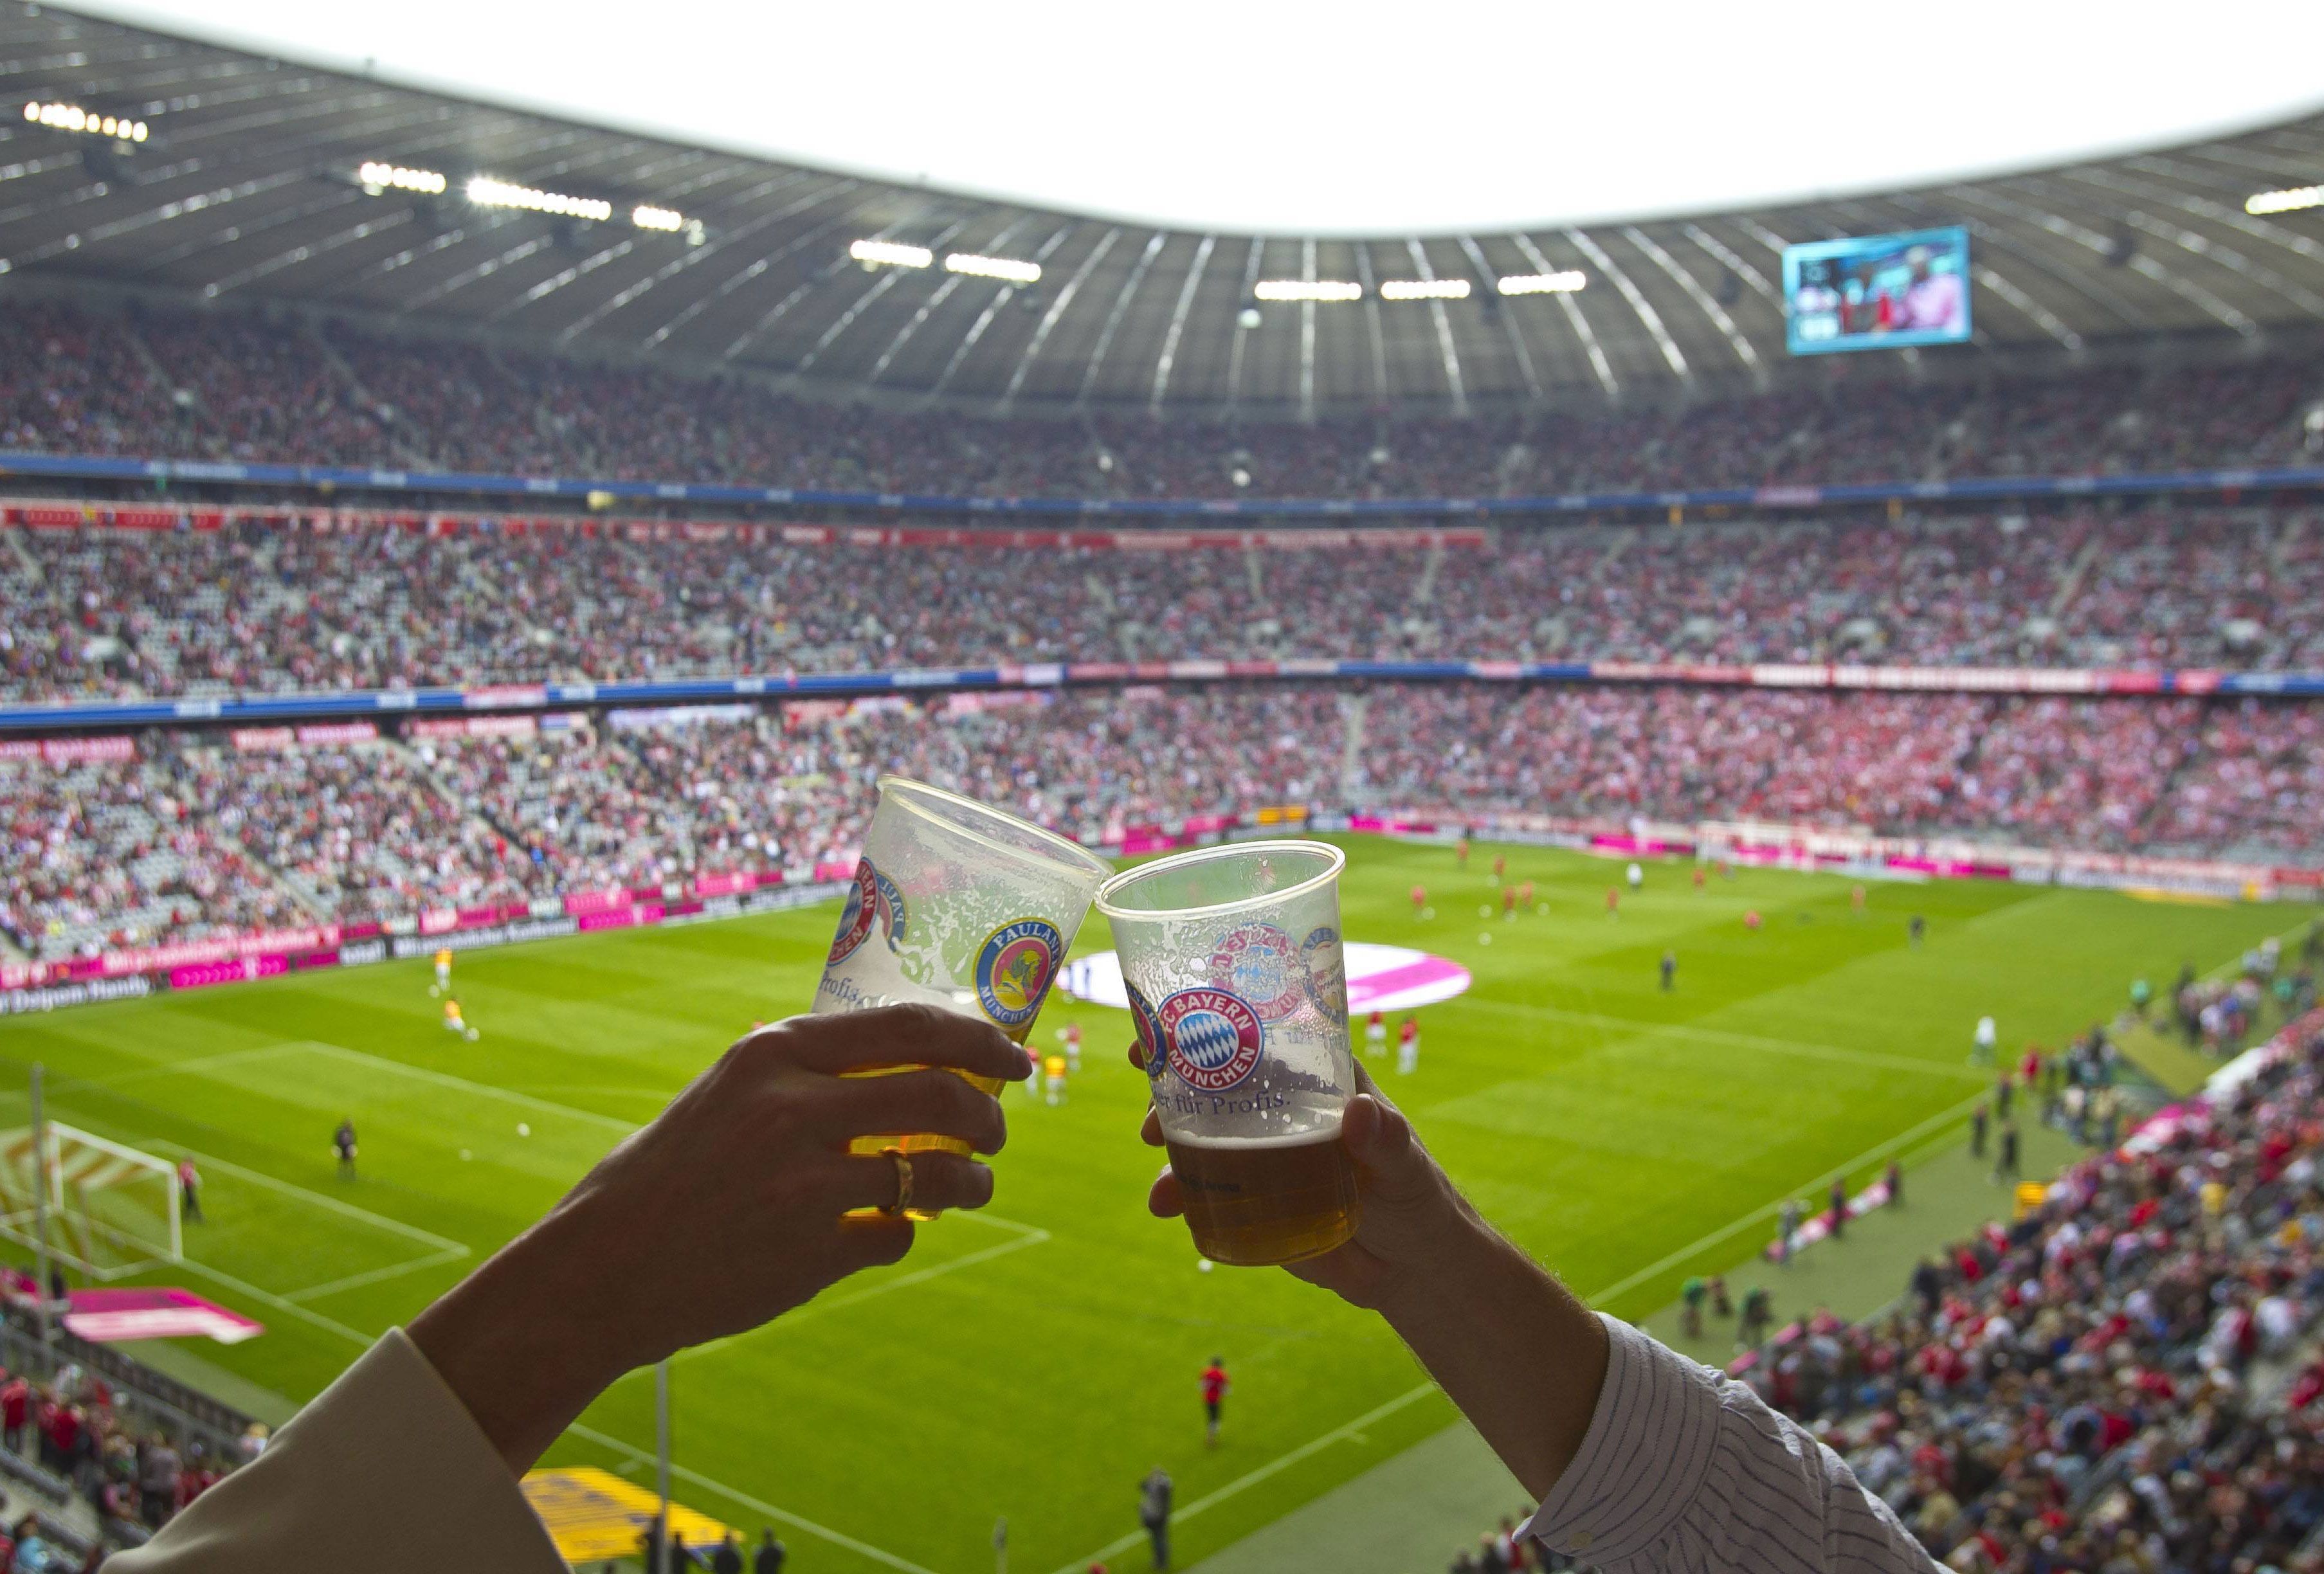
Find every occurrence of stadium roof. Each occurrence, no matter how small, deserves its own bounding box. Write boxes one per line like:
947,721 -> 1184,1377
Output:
48,0 -> 2324,237
6,0 -> 2324,416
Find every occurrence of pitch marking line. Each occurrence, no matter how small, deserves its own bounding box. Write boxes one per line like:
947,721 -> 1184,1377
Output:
1044,1085 -> 1993,1574
284,1246 -> 472,1304
95,1042 -> 305,1089
124,1146 -> 476,1303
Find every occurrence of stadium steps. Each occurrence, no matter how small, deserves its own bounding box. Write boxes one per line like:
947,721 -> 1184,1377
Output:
1413,537 -> 1444,606
1242,545 -> 1263,602
390,737 -> 521,858
0,525 -> 41,583
304,323 -> 435,469
2046,532 -> 2106,619
2271,512 -> 2310,574
1337,691 -> 1368,800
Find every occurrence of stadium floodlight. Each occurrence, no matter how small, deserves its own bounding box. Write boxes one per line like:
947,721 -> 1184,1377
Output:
1496,271 -> 1588,294
466,175 -> 614,222
945,253 -> 1042,284
631,204 -> 685,231
1379,278 -> 1472,300
23,101 -> 147,141
1253,280 -> 1363,302
2246,185 -> 2323,215
358,161 -> 449,195
850,239 -> 934,269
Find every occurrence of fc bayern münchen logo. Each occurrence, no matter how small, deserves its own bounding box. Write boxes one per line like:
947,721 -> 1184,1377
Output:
1206,923 -> 1305,1022
976,918 -> 1063,1031
1129,982 -> 1166,1081
1158,987 -> 1265,1092
826,858 -> 882,966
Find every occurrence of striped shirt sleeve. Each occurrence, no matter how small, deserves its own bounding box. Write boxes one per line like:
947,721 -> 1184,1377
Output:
1521,1314 -> 1941,1574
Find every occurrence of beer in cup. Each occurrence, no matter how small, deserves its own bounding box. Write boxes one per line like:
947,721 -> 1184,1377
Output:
1096,840 -> 1359,1266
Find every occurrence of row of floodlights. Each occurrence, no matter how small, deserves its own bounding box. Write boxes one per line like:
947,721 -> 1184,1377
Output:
23,101 -> 147,140
849,239 -> 1042,282
355,162 -> 695,236
849,239 -> 1586,300
1255,271 -> 1588,301
2247,185 -> 2322,216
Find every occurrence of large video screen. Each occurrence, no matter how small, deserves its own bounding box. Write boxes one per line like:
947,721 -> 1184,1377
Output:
1782,226 -> 1971,356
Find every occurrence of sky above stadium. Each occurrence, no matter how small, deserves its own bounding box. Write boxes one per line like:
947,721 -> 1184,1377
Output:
73,0 -> 2324,235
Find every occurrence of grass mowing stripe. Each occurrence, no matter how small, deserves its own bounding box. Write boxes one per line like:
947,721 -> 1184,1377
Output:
1463,997 -> 1989,1083
300,1042 -> 640,1134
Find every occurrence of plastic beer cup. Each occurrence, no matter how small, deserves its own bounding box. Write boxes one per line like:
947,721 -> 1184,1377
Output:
812,777 -> 1111,1208
1096,840 -> 1360,1266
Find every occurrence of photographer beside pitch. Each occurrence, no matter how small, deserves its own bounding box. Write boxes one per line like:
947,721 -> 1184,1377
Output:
111,1008 -> 1934,1574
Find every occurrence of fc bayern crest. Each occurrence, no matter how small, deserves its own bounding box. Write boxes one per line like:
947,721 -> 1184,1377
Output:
1301,926 -> 1348,1026
976,918 -> 1063,1031
1207,923 -> 1305,1022
1129,982 -> 1166,1081
826,858 -> 882,966
1157,987 -> 1265,1092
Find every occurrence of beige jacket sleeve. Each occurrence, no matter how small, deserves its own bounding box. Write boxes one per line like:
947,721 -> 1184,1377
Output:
109,1328 -> 565,1574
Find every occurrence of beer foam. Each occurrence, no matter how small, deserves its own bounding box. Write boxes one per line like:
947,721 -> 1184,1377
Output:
1166,1122 -> 1345,1150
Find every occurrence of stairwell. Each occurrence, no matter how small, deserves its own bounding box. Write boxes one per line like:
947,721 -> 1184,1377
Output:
2269,513 -> 2309,574
1,522 -> 41,579
1412,536 -> 1445,606
1337,690 -> 1370,804
119,318 -> 222,455
305,322 -> 435,467
2047,532 -> 2106,619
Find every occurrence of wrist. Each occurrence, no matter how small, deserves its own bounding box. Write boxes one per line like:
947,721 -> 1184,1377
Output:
1370,1207 -> 1518,1334
409,1217 -> 635,1475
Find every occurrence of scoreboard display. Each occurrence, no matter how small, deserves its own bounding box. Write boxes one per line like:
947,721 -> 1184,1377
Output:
1783,226 -> 1972,355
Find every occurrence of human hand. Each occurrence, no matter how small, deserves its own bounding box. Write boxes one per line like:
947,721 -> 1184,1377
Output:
1131,1042 -> 1608,1499
415,1005 -> 1031,1473
1131,1049 -> 1482,1314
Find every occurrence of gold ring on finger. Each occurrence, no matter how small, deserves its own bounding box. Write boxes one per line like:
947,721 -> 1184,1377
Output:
878,1145 -> 914,1216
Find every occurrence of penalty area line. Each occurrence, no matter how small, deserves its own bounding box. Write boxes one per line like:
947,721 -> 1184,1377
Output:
283,1245 -> 472,1304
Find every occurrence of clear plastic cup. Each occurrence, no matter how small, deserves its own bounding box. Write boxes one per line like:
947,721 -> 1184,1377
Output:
1094,840 -> 1359,1266
813,778 -> 1112,1206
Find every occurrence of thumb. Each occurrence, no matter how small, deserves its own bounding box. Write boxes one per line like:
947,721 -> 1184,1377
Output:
1342,1094 -> 1431,1201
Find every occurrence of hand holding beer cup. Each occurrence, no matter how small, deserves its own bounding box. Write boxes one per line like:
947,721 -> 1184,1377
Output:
1134,1060 -> 1482,1310
1097,842 -> 1365,1267
814,777 -> 1110,1211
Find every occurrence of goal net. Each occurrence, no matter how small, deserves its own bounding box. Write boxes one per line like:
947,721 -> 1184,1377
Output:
0,1123 -> 182,1278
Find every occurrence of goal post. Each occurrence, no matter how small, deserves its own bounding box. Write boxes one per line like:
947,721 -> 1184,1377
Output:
0,1123 -> 182,1278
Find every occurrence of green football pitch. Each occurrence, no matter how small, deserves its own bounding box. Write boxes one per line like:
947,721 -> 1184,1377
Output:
0,837 -> 2300,1573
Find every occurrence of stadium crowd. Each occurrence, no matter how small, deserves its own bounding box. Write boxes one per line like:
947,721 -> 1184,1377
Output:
4,505 -> 2324,707
0,1326 -> 255,1567
4,298 -> 2321,501
1660,1010 -> 2324,1574
2,685 -> 2318,963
